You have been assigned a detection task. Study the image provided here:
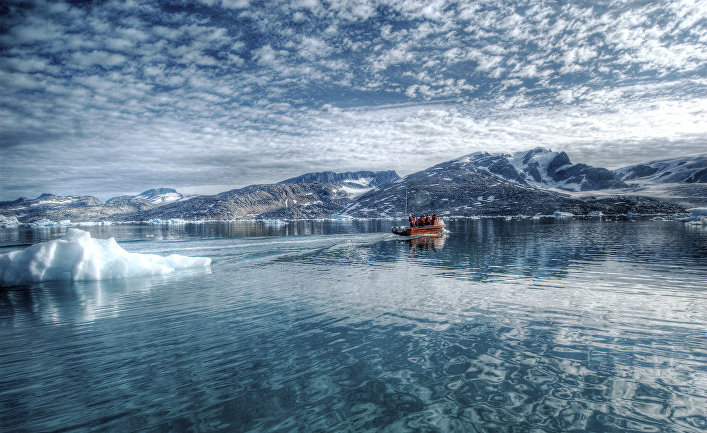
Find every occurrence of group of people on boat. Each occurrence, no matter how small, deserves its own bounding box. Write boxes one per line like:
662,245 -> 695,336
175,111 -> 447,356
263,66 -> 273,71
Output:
409,214 -> 440,227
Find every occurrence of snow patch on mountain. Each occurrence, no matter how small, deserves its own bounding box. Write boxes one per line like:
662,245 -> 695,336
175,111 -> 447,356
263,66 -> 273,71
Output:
614,155 -> 707,184
453,148 -> 627,191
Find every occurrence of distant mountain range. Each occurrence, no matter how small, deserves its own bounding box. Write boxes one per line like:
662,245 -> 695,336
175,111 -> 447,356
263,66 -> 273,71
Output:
106,188 -> 183,205
1,151 -> 704,224
454,148 -> 628,191
280,170 -> 400,199
614,155 -> 707,184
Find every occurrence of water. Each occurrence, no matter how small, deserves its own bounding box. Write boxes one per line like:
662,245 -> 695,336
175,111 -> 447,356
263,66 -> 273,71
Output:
1,219 -> 706,432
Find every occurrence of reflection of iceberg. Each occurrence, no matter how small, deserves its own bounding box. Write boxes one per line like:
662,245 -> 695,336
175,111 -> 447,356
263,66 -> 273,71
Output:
0,228 -> 211,287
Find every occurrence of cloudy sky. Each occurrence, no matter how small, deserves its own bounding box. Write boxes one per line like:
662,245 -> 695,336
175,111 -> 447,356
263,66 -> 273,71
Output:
1,0 -> 706,200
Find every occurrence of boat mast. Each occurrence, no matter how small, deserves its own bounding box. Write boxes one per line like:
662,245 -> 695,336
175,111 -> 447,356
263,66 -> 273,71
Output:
404,185 -> 408,216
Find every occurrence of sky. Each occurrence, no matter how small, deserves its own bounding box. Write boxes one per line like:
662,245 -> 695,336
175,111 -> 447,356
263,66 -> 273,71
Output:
1,0 -> 706,200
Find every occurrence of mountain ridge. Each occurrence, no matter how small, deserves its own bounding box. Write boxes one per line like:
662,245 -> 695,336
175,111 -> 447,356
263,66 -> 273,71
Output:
1,151 -> 702,223
614,154 -> 707,184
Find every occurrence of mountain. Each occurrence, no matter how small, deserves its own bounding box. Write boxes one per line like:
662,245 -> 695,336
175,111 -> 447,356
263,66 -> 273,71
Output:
0,192 -> 160,223
137,183 -> 346,220
280,170 -> 400,198
106,188 -> 183,204
0,153 -> 695,224
455,148 -> 627,191
614,155 -> 707,184
280,170 -> 399,186
0,193 -> 103,222
342,158 -> 681,218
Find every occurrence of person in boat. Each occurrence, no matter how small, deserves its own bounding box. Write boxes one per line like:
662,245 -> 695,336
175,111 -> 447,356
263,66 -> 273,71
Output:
409,215 -> 414,227
425,215 -> 431,225
411,215 -> 417,227
432,214 -> 438,225
418,215 -> 425,226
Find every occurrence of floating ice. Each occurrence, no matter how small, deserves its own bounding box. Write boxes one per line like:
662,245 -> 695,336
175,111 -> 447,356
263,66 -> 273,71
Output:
688,208 -> 707,219
0,215 -> 20,228
0,228 -> 211,287
553,211 -> 574,219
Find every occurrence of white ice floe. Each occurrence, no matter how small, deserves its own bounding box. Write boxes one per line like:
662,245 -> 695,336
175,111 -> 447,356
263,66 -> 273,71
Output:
146,218 -> 190,225
0,215 -> 20,228
553,211 -> 574,219
0,229 -> 211,287
688,208 -> 707,219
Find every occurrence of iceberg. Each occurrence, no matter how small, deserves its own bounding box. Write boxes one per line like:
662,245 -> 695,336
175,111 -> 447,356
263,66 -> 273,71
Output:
553,211 -> 574,219
0,229 -> 211,287
29,218 -> 60,228
687,208 -> 707,219
0,215 -> 20,228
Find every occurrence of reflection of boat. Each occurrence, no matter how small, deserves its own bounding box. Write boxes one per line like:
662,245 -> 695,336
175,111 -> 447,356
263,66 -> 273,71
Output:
392,222 -> 446,236
409,235 -> 446,251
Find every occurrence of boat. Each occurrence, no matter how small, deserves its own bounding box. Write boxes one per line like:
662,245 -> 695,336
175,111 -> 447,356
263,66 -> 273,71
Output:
392,188 -> 446,236
392,220 -> 446,236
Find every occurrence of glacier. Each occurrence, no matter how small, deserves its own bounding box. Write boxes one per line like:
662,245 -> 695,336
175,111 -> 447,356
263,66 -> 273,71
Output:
0,228 -> 211,287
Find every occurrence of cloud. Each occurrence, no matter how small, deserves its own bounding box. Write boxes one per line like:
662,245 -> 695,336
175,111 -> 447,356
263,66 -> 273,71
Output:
71,51 -> 127,67
1,0 -> 706,200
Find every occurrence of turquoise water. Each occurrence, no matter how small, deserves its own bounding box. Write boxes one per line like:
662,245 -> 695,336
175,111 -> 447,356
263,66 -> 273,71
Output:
1,219 -> 706,432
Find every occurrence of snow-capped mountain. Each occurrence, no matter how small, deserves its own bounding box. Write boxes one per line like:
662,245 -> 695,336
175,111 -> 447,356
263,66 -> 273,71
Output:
454,148 -> 627,191
1,152 -> 698,224
107,188 -> 183,204
0,193 -> 102,212
137,183 -> 347,220
0,190 -> 177,223
614,155 -> 707,184
342,157 -> 678,218
280,170 -> 399,198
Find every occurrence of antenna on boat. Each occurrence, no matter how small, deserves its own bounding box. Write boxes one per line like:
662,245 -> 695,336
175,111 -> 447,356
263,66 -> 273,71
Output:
404,185 -> 408,216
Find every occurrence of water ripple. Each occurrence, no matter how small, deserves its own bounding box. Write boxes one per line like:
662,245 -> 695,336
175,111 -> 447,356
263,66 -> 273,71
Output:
1,220 -> 706,431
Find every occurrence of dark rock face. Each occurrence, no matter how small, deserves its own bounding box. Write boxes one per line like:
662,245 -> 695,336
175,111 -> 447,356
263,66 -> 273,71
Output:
106,188 -> 182,204
686,168 -> 707,183
615,155 -> 707,184
0,193 -> 127,223
341,160 -> 678,218
1,151 -> 697,224
136,183 -> 346,220
280,170 -> 399,187
457,148 -> 627,191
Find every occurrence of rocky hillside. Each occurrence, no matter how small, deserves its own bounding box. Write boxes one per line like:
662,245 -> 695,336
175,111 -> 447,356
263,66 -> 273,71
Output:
615,155 -> 707,184
455,148 -> 627,191
342,159 -> 681,218
0,190 -> 178,223
280,170 -> 399,199
1,155 -> 697,224
107,188 -> 182,204
135,183 -> 347,220
280,170 -> 398,186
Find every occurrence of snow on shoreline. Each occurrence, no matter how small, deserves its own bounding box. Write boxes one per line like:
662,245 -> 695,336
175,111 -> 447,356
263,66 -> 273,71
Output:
0,229 -> 211,287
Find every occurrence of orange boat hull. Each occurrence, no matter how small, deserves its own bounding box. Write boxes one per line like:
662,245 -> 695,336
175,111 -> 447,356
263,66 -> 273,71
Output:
391,224 -> 446,236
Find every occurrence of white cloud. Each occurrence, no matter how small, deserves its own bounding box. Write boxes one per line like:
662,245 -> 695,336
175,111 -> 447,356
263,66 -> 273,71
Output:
253,45 -> 279,67
71,51 -> 127,68
2,0 -> 707,199
298,37 -> 331,59
221,0 -> 250,8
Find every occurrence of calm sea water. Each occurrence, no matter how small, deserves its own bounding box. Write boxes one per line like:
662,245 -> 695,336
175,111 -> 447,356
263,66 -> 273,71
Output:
1,219 -> 706,432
